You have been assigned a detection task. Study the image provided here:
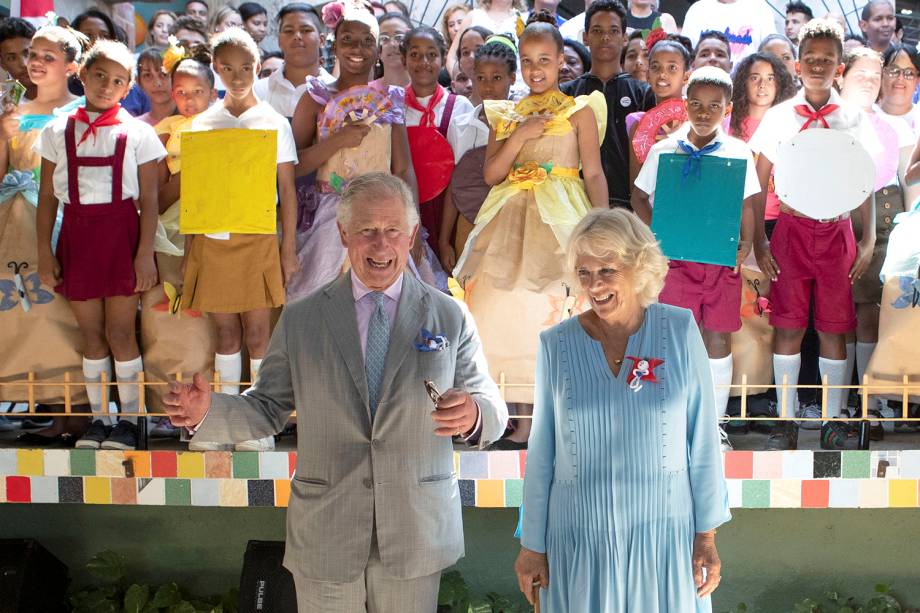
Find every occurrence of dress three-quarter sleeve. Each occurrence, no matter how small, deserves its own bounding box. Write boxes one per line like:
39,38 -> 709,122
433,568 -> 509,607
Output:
521,332 -> 556,554
683,314 -> 732,533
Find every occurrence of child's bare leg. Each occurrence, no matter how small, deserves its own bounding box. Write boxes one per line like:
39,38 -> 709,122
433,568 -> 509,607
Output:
703,330 -> 733,424
773,327 -> 806,418
105,295 -> 144,425
70,299 -> 114,423
239,308 -> 275,449
854,303 -> 879,387
212,312 -> 243,394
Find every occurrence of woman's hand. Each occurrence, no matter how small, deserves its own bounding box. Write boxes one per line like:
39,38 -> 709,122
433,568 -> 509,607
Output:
134,252 -> 158,293
512,116 -> 547,144
692,531 -> 722,598
514,547 -> 549,605
0,103 -> 20,141
281,247 -> 300,286
438,242 -> 456,273
38,250 -> 62,288
334,122 -> 371,149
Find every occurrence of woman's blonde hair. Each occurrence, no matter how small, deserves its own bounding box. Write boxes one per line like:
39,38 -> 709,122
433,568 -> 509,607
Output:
566,208 -> 669,307
210,5 -> 242,35
479,0 -> 526,15
144,10 -> 177,48
440,3 -> 470,44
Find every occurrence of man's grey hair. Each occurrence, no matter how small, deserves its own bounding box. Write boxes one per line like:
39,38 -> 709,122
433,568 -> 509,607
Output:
336,172 -> 420,229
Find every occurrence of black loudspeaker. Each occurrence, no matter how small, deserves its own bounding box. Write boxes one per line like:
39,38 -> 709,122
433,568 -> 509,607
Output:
0,539 -> 69,613
238,540 -> 298,613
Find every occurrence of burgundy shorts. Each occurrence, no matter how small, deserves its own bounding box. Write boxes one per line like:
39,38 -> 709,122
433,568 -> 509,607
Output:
659,260 -> 741,333
769,212 -> 856,334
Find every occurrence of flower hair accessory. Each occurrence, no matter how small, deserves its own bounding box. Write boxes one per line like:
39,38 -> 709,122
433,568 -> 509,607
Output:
645,28 -> 667,50
322,0 -> 379,41
161,35 -> 187,74
625,356 -> 664,392
39,11 -> 90,62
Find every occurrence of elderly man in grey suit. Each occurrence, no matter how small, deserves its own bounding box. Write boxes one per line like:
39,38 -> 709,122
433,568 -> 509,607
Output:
163,172 -> 508,612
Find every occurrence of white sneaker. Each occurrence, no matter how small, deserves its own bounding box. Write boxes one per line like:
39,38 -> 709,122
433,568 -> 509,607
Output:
796,403 -> 823,430
719,426 -> 733,452
188,441 -> 231,451
878,400 -> 896,433
234,436 -> 275,452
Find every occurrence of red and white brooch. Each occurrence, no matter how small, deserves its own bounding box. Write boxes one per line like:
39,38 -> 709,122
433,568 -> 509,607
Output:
625,356 -> 664,392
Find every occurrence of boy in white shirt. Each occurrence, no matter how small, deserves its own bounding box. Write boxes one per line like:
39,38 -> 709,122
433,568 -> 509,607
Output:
634,66 -> 760,451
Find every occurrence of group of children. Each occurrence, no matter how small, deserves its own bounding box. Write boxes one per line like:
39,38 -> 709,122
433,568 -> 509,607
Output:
0,1 -> 916,453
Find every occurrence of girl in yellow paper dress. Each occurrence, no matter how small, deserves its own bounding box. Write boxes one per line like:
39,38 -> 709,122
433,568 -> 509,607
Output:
454,12 -> 608,444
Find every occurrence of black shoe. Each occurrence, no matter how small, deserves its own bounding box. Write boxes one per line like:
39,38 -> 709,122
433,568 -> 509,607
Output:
101,420 -> 137,450
16,432 -> 73,447
724,420 -> 749,435
75,420 -> 110,449
489,439 -> 528,450
764,422 -> 798,450
821,421 -> 860,450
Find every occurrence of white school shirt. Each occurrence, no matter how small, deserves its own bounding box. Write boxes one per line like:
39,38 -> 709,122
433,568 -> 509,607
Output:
190,99 -> 298,165
634,123 -> 760,201
34,108 -> 166,205
446,103 -> 490,163
748,88 -> 872,166
404,91 -> 475,151
680,0 -> 777,64
253,64 -> 336,118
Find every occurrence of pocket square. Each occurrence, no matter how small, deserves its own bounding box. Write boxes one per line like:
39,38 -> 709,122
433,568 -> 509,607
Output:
415,328 -> 449,352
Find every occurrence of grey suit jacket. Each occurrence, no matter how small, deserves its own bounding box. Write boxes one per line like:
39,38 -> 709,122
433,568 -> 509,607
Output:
193,272 -> 508,582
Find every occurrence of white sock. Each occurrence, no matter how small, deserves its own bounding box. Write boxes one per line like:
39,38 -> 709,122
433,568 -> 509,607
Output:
249,358 -> 263,387
83,356 -> 113,425
114,357 -> 143,425
856,342 -> 876,383
215,351 -> 242,395
709,355 -> 733,419
819,357 -> 847,420
773,353 -> 801,418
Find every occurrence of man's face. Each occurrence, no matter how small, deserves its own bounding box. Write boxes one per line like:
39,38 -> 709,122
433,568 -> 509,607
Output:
186,2 -> 209,21
692,38 -> 731,72
339,195 -> 418,291
176,28 -> 208,50
583,11 -> 624,65
785,11 -> 808,42
0,37 -> 31,86
860,2 -> 896,50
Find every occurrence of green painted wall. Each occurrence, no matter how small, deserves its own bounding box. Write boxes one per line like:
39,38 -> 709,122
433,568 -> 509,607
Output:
1,505 -> 918,611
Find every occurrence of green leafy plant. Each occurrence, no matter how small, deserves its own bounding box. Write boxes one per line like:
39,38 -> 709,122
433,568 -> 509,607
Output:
69,551 -> 239,613
724,584 -> 918,613
437,570 -> 526,613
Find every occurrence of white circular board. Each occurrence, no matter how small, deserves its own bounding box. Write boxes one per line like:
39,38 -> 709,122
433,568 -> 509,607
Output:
773,129 -> 875,219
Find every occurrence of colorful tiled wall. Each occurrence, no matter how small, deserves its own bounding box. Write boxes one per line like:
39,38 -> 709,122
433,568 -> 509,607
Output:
1,449 -> 919,508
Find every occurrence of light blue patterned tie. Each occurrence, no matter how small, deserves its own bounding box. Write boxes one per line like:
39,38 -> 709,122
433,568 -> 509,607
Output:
365,292 -> 390,418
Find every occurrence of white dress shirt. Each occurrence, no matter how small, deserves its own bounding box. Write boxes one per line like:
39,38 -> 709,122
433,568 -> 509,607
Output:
34,108 -> 166,205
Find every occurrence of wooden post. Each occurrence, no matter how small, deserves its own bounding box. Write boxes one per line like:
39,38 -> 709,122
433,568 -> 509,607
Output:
861,374 -> 869,420
138,371 -> 146,416
213,370 -> 220,393
64,372 -> 71,415
499,371 -> 506,402
740,374 -> 748,420
903,374 -> 910,419
27,372 -> 35,415
101,369 -> 109,419
820,374 -> 828,422
780,374 -> 788,419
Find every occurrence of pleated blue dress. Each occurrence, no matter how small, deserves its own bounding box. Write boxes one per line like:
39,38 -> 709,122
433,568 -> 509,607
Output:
520,303 -> 731,612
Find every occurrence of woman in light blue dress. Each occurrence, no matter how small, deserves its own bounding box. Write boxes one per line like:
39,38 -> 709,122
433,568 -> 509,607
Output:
515,208 -> 731,612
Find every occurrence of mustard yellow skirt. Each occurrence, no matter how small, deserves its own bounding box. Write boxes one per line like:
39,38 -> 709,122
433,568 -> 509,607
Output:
181,234 -> 284,313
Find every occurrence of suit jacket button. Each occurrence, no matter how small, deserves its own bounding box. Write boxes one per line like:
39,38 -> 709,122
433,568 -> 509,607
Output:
372,439 -> 381,449
363,478 -> 373,489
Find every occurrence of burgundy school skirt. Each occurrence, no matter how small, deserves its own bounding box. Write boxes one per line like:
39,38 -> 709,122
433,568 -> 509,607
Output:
55,198 -> 140,301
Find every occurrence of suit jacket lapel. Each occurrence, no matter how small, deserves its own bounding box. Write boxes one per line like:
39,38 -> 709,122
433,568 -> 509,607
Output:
321,273 -> 370,412
378,274 -> 428,413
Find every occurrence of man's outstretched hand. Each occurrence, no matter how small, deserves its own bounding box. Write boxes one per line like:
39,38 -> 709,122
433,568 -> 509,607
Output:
163,372 -> 212,428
